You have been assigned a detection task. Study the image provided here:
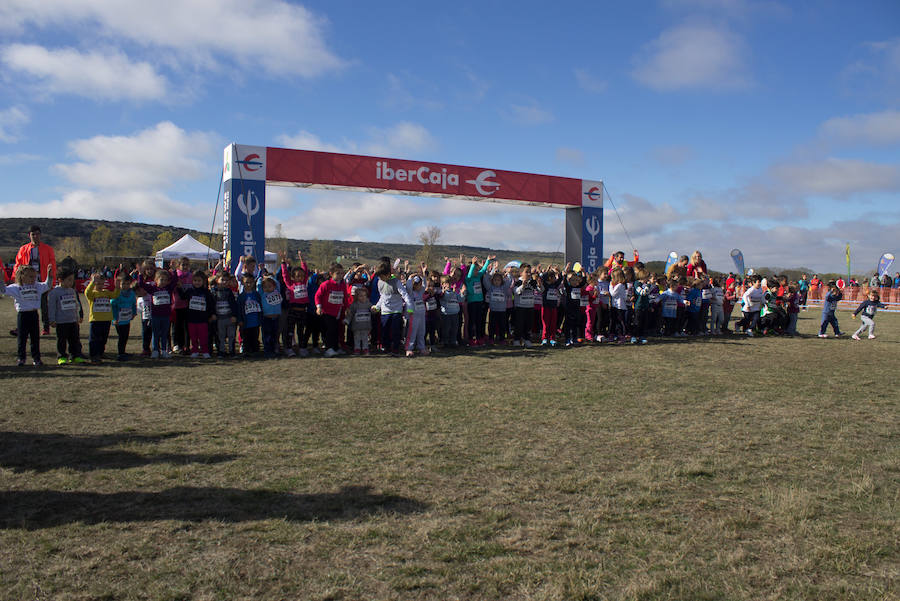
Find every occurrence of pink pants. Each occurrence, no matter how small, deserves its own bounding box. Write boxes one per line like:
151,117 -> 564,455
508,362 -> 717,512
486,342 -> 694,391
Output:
541,306 -> 557,341
584,307 -> 597,340
188,322 -> 209,354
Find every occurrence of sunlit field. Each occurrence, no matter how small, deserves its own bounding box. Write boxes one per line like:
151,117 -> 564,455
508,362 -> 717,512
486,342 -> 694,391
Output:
1,298 -> 897,601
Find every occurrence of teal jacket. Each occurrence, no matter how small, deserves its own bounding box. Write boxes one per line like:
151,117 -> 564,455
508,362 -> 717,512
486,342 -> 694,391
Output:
465,261 -> 489,302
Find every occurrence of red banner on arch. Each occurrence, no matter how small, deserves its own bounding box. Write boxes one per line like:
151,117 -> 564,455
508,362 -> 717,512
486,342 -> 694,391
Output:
265,147 -> 582,208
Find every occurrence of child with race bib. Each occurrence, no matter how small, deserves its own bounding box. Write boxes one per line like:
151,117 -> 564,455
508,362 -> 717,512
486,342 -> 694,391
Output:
851,290 -> 886,340
437,275 -> 463,347
314,264 -> 350,358
345,286 -> 375,355
180,271 -> 216,358
137,268 -> 179,358
111,273 -> 138,361
47,267 -> 86,365
399,270 -> 429,357
85,272 -> 121,364
511,264 -> 540,347
1,262 -> 52,366
258,275 -> 283,359
281,251 -> 310,357
465,255 -> 494,345
212,274 -> 239,357
539,266 -> 562,346
237,274 -> 263,356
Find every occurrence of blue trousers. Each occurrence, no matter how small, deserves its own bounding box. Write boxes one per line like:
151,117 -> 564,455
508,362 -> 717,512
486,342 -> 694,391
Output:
381,313 -> 403,354
820,313 -> 840,335
150,315 -> 170,353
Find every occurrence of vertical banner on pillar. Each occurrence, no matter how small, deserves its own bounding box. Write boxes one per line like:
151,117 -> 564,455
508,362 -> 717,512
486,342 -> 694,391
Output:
581,180 -> 604,273
223,144 -> 266,272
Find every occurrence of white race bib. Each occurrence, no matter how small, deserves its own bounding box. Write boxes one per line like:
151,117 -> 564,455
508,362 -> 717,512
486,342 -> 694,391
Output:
579,295 -> 589,307
244,299 -> 261,314
60,295 -> 78,312
570,289 -> 581,300
93,297 -> 111,313
138,299 -> 151,320
355,310 -> 371,323
546,288 -> 559,301
518,289 -> 534,308
472,281 -> 482,295
702,289 -> 712,300
426,298 -> 437,311
117,307 -> 133,322
266,292 -> 282,306
327,291 -> 344,305
444,299 -> 459,311
152,291 -> 170,306
189,296 -> 207,312
292,284 -> 308,300
413,299 -> 425,312
490,291 -> 506,303
216,300 -> 231,315
21,288 -> 38,302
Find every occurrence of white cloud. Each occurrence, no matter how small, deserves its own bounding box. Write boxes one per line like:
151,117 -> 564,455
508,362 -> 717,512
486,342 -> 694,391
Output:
276,122 -> 437,158
2,188 -> 196,223
770,157 -> 900,198
55,121 -> 217,189
632,23 -> 751,91
0,106 -> 29,142
0,121 -> 219,226
0,152 -> 40,164
506,102 -> 555,126
1,44 -> 168,101
0,0 -> 344,78
574,68 -> 607,93
276,131 -> 341,153
364,122 -> 436,156
840,39 -> 900,101
819,110 -> 900,146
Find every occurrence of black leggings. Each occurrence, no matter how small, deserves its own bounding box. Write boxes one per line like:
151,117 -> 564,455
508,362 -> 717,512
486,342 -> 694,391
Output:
56,322 -> 82,358
17,310 -> 40,361
116,323 -> 131,356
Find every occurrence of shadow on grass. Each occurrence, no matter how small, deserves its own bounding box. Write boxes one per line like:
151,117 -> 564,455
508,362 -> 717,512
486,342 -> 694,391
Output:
0,431 -> 237,473
0,486 -> 428,529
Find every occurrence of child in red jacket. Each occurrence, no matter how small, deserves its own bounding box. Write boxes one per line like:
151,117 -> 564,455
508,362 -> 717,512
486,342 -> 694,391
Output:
314,264 -> 350,358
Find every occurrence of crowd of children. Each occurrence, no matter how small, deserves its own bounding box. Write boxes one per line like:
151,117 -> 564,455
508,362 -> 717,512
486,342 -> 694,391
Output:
0,250 -> 892,366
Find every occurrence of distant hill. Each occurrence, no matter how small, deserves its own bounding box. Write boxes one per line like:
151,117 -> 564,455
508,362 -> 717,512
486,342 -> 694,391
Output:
0,217 -> 565,270
0,218 -> 858,280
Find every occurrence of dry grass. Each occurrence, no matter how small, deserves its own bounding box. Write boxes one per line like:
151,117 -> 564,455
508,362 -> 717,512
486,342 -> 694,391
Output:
0,299 -> 898,600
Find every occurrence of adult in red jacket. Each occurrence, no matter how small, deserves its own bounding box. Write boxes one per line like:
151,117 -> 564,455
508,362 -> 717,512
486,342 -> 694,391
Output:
686,250 -> 707,278
13,225 -> 57,335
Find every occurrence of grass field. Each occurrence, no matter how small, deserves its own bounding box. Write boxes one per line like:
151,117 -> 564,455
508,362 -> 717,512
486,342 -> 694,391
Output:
1,298 -> 898,601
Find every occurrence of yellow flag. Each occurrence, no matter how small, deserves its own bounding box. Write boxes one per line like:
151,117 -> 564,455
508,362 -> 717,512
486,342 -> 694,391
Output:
845,243 -> 851,279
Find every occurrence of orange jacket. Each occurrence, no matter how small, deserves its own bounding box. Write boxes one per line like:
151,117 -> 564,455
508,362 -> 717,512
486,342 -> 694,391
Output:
604,251 -> 639,272
14,242 -> 57,284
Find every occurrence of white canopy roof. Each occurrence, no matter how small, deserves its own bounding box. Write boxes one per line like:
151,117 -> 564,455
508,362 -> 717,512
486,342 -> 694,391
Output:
155,234 -> 279,266
155,234 -> 220,261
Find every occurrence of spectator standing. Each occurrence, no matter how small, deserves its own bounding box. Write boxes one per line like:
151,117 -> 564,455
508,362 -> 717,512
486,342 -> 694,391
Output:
12,225 -> 57,336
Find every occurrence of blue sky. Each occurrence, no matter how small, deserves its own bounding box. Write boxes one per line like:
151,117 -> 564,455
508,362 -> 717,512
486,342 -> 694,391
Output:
1,0 -> 898,272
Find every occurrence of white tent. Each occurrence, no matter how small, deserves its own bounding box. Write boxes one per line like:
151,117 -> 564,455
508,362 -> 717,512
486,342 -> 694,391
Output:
155,234 -> 220,266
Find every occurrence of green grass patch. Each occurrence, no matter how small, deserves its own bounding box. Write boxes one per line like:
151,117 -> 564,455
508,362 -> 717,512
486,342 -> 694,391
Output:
0,301 -> 898,600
